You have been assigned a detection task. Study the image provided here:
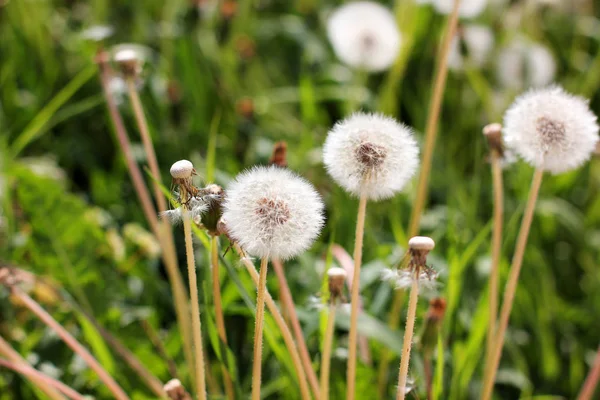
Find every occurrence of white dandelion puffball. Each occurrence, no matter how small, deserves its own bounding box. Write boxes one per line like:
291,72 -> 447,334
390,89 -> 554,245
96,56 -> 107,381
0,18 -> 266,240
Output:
222,166 -> 325,260
503,86 -> 599,174
323,112 -> 419,201
447,25 -> 494,71
432,0 -> 488,18
327,2 -> 401,72
497,39 -> 556,89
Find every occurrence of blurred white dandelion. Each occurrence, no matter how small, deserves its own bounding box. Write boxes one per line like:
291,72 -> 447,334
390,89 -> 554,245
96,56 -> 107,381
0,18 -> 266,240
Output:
447,25 -> 494,71
428,0 -> 488,18
80,25 -> 114,42
327,1 -> 401,72
323,112 -> 419,201
503,86 -> 599,174
497,38 -> 556,89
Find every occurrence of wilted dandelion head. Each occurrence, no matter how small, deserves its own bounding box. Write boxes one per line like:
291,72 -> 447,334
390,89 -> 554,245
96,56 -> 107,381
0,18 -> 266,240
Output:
170,159 -> 195,179
503,86 -> 599,174
112,44 -> 150,78
483,123 -> 505,157
323,112 -> 419,201
432,0 -> 488,18
327,267 -> 347,301
327,1 -> 401,72
222,166 -> 325,260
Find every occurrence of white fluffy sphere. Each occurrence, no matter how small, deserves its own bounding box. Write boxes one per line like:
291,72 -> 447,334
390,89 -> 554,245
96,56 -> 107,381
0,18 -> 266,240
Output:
503,86 -> 599,174
323,112 -> 419,201
433,0 -> 488,18
222,166 -> 324,260
327,2 -> 401,72
497,39 -> 556,89
447,25 -> 494,71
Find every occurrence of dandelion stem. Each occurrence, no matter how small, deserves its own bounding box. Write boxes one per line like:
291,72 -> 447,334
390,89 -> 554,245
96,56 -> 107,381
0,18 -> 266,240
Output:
251,258 -> 270,400
0,358 -> 85,400
211,237 -> 235,400
577,345 -> 600,400
11,288 -> 130,400
0,335 -> 65,400
346,193 -> 368,400
485,149 -> 504,377
396,274 -> 419,400
320,302 -> 337,400
273,258 -> 320,398
235,245 -> 311,400
481,168 -> 544,400
381,0 -> 461,386
182,207 -> 207,400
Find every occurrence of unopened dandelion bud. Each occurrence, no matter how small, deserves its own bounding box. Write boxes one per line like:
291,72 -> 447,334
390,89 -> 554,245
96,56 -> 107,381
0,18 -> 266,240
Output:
114,49 -> 141,78
269,142 -> 288,168
327,267 -> 347,302
164,378 -> 192,400
408,236 -> 435,269
170,160 -> 195,180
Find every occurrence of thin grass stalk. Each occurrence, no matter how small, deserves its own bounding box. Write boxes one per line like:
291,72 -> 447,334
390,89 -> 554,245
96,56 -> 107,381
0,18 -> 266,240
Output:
396,275 -> 419,400
320,302 -> 337,400
182,207 -> 207,400
0,358 -> 85,400
381,0 -> 461,385
0,336 -> 65,400
11,288 -> 129,400
251,258 -> 269,400
577,345 -> 600,400
96,52 -> 195,381
234,244 -> 312,400
481,168 -> 544,400
210,237 -> 235,400
272,258 -> 320,397
141,320 -> 180,382
346,193 -> 368,400
485,149 -> 504,375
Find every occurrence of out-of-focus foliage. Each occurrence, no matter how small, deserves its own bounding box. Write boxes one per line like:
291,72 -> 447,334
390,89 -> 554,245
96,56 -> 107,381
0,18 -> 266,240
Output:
1,0 -> 600,399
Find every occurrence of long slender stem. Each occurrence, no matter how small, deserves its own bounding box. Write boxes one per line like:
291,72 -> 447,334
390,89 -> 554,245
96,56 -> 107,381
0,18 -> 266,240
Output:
235,245 -> 311,400
11,288 -> 129,400
481,168 -> 544,400
381,0 -> 461,386
485,150 -> 504,375
251,258 -> 270,400
211,237 -> 235,400
577,345 -> 600,400
396,276 -> 420,400
96,52 -> 195,382
183,209 -> 207,400
0,358 -> 85,400
0,335 -> 65,400
273,258 -> 320,398
320,303 -> 337,400
346,194 -> 368,400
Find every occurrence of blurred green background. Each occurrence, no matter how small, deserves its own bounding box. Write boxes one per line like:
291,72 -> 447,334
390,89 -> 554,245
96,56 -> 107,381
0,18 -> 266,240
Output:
2,0 -> 600,399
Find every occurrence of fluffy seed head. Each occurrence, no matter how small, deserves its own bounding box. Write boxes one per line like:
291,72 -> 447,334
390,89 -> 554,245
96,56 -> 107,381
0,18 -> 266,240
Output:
408,236 -> 435,251
323,112 -> 419,201
222,166 -> 325,260
327,2 -> 401,72
447,25 -> 494,71
170,160 -> 194,179
430,0 -> 488,18
503,86 -> 599,174
497,39 -> 556,89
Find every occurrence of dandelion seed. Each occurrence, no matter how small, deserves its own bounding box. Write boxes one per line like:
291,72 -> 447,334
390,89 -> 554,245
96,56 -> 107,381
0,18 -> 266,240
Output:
497,39 -> 556,89
222,166 -> 324,260
327,1 -> 401,72
323,112 -> 419,201
503,86 -> 599,174
431,0 -> 488,18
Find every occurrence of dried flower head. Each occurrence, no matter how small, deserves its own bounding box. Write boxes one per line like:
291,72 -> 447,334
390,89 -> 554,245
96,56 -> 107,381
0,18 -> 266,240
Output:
447,25 -> 494,71
483,123 -> 504,156
497,39 -> 556,89
170,160 -> 195,179
503,86 -> 599,174
327,267 -> 348,301
431,0 -> 488,18
111,44 -> 150,78
323,112 -> 419,201
164,379 -> 192,400
222,166 -> 324,260
327,2 -> 401,72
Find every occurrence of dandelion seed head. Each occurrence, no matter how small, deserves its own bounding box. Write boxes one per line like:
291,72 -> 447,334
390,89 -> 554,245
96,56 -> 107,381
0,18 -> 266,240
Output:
497,39 -> 556,89
503,86 -> 599,174
323,112 -> 419,201
447,25 -> 494,71
170,160 -> 195,179
382,268 -> 439,291
327,2 -> 401,72
222,166 -> 324,260
432,0 -> 488,18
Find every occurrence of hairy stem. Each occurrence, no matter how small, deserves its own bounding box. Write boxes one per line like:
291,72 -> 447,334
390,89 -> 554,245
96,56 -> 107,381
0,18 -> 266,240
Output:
346,194 -> 368,400
251,258 -> 269,400
485,149 -> 504,376
183,210 -> 207,400
320,302 -> 337,400
211,237 -> 235,400
396,276 -> 419,400
481,168 -> 544,400
273,258 -> 320,397
577,345 -> 600,400
235,245 -> 311,400
11,288 -> 129,400
0,358 -> 85,400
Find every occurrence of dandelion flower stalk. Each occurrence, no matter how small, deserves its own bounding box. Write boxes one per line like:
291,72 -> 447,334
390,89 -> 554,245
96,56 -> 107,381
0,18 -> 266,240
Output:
482,86 -> 599,399
577,345 -> 600,400
251,257 -> 269,400
396,236 -> 435,400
